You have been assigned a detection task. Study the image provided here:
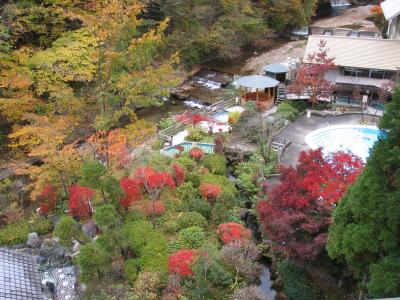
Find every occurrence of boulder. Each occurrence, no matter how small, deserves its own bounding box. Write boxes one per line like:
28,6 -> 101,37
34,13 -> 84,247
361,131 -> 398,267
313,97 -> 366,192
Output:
81,220 -> 98,239
50,246 -> 68,267
72,240 -> 81,254
27,232 -> 41,248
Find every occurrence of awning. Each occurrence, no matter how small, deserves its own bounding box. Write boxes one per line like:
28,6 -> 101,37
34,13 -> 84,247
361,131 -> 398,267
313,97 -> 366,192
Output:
234,75 -> 280,90
335,74 -> 392,88
262,63 -> 290,74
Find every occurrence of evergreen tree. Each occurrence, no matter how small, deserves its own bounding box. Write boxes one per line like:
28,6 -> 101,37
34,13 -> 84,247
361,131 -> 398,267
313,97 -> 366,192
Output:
327,87 -> 400,298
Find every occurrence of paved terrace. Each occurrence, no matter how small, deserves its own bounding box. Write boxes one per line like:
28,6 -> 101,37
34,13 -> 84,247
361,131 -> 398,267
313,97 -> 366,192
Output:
277,113 -> 380,167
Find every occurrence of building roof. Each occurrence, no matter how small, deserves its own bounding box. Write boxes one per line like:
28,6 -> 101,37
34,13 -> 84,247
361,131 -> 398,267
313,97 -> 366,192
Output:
262,63 -> 290,74
381,0 -> 400,21
234,75 -> 280,89
0,248 -> 45,300
304,35 -> 400,71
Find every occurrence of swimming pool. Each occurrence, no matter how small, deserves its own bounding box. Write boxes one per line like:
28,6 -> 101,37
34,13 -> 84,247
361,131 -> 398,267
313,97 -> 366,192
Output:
161,141 -> 215,157
305,125 -> 381,162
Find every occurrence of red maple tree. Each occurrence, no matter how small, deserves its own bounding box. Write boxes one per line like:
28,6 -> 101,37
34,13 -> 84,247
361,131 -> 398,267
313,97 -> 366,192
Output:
291,39 -> 336,106
68,185 -> 95,218
119,177 -> 142,210
172,163 -> 186,186
37,184 -> 58,216
199,183 -> 222,201
133,166 -> 175,226
256,148 -> 363,260
168,250 -> 195,276
217,222 -> 252,244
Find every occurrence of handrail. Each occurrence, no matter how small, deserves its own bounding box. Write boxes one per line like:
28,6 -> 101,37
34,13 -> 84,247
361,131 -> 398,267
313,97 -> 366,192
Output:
158,98 -> 237,142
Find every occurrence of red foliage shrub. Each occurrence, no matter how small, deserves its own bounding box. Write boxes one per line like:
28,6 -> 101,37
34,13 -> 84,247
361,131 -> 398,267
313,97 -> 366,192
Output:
173,163 -> 186,186
199,183 -> 222,200
168,250 -> 195,276
68,185 -> 95,218
37,184 -> 58,215
217,222 -> 251,244
256,148 -> 363,259
119,177 -> 142,210
189,147 -> 204,159
134,167 -> 176,191
139,200 -> 166,216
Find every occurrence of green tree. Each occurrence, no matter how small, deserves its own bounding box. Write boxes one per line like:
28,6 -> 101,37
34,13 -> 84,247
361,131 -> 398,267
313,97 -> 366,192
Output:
54,215 -> 84,247
77,242 -> 112,282
327,87 -> 400,298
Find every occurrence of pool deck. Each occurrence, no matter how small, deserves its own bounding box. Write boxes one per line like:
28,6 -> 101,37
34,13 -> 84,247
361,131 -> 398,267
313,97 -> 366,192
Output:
277,113 -> 380,167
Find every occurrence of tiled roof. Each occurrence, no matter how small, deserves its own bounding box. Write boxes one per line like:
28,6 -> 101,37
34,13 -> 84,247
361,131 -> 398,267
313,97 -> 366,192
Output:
304,35 -> 400,71
0,248 -> 45,300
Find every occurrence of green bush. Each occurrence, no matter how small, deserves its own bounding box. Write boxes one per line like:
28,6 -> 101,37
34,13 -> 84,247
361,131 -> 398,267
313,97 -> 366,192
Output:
186,125 -> 207,142
202,154 -> 226,175
201,173 -> 237,195
123,220 -> 154,253
277,102 -> 299,121
287,100 -> 307,113
208,262 -> 234,287
176,182 -> 200,201
124,259 -> 139,283
158,116 -> 175,130
277,260 -> 323,300
77,242 -> 112,283
139,231 -> 169,272
0,219 -> 30,246
32,216 -> 53,235
177,212 -> 208,229
211,192 -> 237,224
185,171 -> 202,187
187,199 -> 212,219
178,226 -> 205,249
176,155 -> 197,172
228,111 -> 241,125
94,205 -> 121,230
125,210 -> 146,223
54,215 -> 83,247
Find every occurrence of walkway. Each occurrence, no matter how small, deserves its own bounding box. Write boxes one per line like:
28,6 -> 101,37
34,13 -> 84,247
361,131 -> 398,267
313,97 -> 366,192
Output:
277,113 -> 380,166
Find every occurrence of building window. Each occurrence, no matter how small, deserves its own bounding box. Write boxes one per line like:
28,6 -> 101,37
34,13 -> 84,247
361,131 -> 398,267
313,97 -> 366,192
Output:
356,68 -> 370,78
343,67 -> 357,76
370,70 -> 385,79
384,71 -> 395,80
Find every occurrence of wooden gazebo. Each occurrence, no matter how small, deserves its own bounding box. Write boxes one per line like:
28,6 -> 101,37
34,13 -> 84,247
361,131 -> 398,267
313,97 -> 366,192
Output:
262,63 -> 290,84
234,75 -> 280,111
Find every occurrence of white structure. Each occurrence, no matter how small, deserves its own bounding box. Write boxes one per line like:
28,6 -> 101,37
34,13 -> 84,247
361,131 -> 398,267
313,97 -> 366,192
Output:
304,35 -> 400,100
381,0 -> 400,40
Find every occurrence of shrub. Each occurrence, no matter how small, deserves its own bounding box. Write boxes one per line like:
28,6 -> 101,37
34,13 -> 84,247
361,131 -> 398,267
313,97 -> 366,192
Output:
176,182 -> 200,201
189,147 -> 204,159
54,215 -> 83,247
185,171 -> 202,187
94,205 -> 120,230
277,102 -> 299,121
178,226 -> 205,249
207,262 -> 234,287
177,212 -> 208,229
186,126 -> 207,142
139,231 -> 169,272
201,173 -> 237,195
0,219 -> 30,246
199,183 -> 222,200
211,192 -> 237,224
217,222 -> 251,244
77,242 -> 112,283
175,156 -> 196,172
228,111 -> 241,125
123,220 -> 154,253
132,272 -> 162,300
168,249 -> 195,276
31,216 -> 53,235
125,210 -> 146,222
124,259 -> 139,284
277,260 -> 323,300
158,116 -> 175,130
186,199 -> 212,220
202,154 -> 226,175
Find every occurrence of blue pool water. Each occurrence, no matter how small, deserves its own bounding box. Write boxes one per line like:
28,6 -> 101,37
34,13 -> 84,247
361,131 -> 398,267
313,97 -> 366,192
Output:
161,142 -> 215,156
212,111 -> 229,123
305,125 -> 381,162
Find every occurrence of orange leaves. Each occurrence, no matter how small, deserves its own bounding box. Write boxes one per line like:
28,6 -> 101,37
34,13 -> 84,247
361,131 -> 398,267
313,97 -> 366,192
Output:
37,184 -> 58,216
189,147 -> 204,160
217,222 -> 251,244
168,250 -> 195,276
199,183 -> 222,200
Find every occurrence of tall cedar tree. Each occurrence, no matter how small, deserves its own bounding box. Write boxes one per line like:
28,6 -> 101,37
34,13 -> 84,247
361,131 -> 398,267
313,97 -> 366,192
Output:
257,148 -> 363,260
327,87 -> 400,298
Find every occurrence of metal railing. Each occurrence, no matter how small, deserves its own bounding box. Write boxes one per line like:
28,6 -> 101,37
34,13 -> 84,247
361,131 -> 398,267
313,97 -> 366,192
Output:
158,98 -> 238,144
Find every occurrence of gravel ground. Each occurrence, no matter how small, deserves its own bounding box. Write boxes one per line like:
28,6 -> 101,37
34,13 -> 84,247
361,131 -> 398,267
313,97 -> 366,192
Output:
242,5 -> 377,74
242,40 -> 307,74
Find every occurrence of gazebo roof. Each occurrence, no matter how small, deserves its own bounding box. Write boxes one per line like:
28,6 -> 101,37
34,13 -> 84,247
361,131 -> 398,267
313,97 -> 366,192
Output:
262,63 -> 290,74
234,75 -> 280,89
